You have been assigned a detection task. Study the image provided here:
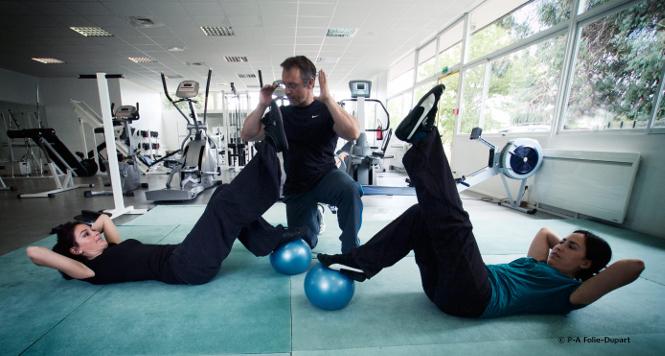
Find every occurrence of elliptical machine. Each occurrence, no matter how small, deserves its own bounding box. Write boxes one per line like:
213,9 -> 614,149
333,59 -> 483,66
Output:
145,70 -> 220,202
84,103 -> 146,197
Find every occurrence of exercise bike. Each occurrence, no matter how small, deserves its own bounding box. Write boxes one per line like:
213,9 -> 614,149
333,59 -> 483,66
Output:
337,80 -> 392,185
84,103 -> 147,198
145,70 -> 220,202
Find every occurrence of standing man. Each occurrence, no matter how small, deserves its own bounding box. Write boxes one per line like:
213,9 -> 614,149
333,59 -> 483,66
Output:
241,56 -> 362,253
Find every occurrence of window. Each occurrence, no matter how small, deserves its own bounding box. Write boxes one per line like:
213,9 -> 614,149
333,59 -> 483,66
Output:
417,40 -> 438,81
484,35 -> 567,133
437,73 -> 460,146
458,35 -> 565,134
387,91 -> 413,128
387,69 -> 415,97
437,21 -> 464,72
460,64 -> 486,133
578,0 -> 613,14
470,0 -> 571,61
564,0 -> 665,130
414,80 -> 437,102
388,53 -> 415,96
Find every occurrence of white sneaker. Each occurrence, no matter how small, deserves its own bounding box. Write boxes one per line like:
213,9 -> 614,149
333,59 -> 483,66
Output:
317,203 -> 326,234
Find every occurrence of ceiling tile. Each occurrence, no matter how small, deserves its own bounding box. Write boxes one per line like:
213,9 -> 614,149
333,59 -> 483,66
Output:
66,1 -> 112,16
0,1 -> 32,15
228,15 -> 262,27
299,2 -> 336,17
220,0 -> 259,16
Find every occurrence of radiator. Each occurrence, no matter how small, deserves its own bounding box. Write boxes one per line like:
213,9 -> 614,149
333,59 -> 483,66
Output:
533,149 -> 640,224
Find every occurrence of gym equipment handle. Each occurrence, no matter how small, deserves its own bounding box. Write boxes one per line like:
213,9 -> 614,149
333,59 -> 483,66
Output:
338,98 -> 390,132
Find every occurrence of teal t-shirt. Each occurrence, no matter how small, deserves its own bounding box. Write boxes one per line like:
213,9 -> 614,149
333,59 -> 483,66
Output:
481,257 -> 584,318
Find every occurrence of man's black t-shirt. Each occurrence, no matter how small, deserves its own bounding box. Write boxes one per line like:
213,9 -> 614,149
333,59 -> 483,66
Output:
73,239 -> 183,285
279,100 -> 338,195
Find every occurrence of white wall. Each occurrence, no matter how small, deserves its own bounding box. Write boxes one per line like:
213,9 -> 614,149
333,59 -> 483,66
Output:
161,109 -> 186,151
370,71 -> 388,104
0,68 -> 39,105
0,69 -> 42,170
451,132 -> 665,238
38,77 -> 122,159
118,79 -> 166,155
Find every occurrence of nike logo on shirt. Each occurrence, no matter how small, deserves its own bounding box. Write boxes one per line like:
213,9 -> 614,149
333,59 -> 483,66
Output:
311,115 -> 319,118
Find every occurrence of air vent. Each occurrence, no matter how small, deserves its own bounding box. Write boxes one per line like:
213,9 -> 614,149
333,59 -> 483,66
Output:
201,26 -> 234,37
237,73 -> 256,79
326,27 -> 356,38
32,57 -> 65,64
225,56 -> 248,63
166,74 -> 183,79
70,26 -> 113,37
128,56 -> 155,64
129,16 -> 162,28
187,61 -> 206,66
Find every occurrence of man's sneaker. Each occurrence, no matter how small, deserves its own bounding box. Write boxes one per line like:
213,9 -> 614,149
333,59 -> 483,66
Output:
395,84 -> 445,143
317,253 -> 368,282
262,101 -> 289,152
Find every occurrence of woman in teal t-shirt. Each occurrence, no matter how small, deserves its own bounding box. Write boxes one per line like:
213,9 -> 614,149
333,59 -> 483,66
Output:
318,85 -> 645,318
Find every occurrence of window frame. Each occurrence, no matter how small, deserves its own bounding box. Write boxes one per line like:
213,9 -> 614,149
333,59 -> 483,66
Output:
386,0 -> 665,138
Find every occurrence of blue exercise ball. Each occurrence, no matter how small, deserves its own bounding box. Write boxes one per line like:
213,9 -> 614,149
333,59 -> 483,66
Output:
304,263 -> 355,310
270,239 -> 312,275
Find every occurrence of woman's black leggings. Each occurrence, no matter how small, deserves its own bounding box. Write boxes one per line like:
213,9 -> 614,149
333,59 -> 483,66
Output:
350,130 -> 491,317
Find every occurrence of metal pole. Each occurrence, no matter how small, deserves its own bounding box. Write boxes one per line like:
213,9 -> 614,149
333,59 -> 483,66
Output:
96,73 -> 125,210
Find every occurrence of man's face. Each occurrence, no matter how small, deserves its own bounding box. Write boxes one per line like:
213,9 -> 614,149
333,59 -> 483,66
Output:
282,67 -> 313,106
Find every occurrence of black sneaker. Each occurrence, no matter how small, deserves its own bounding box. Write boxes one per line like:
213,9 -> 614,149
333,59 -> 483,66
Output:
262,101 -> 289,152
395,84 -> 445,143
317,253 -> 368,282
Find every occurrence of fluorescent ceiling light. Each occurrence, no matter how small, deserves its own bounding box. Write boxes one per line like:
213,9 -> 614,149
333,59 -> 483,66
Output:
201,26 -> 234,37
70,26 -> 113,37
32,57 -> 65,64
168,46 -> 185,52
128,56 -> 155,64
326,28 -> 356,38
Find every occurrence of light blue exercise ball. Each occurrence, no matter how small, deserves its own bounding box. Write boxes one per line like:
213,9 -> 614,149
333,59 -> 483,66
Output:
304,263 -> 355,310
270,239 -> 312,275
